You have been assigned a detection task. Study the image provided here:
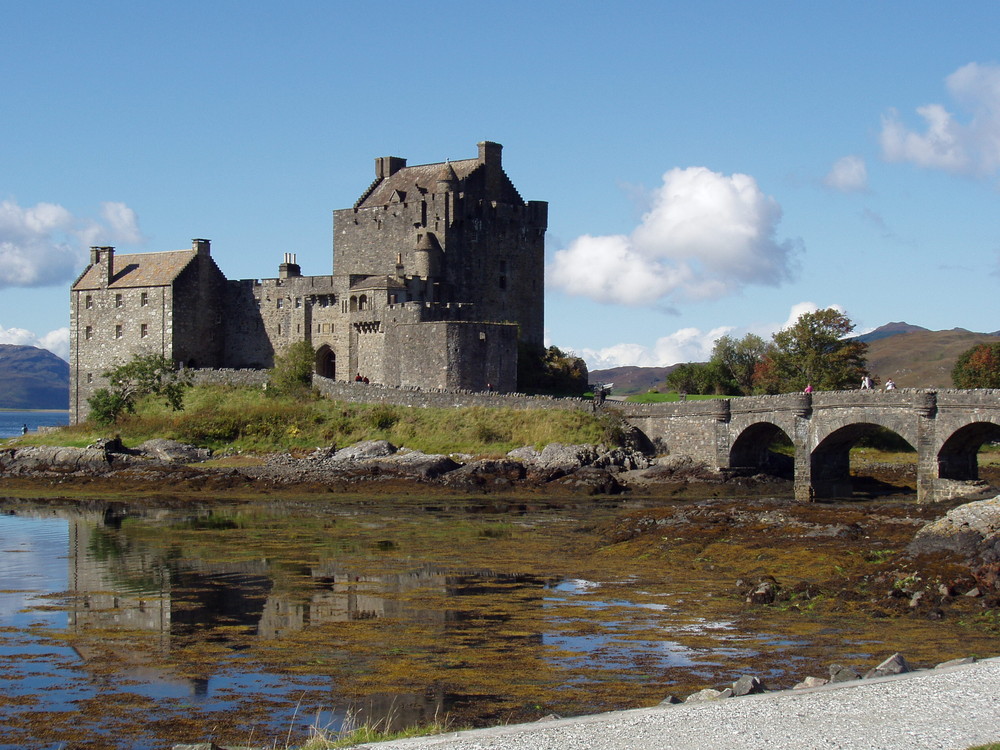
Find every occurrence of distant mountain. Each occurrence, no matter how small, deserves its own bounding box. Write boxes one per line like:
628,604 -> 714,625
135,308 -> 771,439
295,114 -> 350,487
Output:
855,321 -> 929,344
591,323 -> 1000,394
865,328 -> 1000,388
0,345 -> 69,409
589,365 -> 680,395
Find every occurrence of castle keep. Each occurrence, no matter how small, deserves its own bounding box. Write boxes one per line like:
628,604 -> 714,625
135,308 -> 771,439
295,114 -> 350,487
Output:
70,141 -> 547,423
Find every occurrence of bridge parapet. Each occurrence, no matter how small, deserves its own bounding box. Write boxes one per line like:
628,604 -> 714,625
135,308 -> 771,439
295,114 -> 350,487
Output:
617,388 -> 999,503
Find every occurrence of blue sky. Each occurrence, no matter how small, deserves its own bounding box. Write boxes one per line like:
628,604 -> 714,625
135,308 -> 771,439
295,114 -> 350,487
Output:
2,1 -> 998,368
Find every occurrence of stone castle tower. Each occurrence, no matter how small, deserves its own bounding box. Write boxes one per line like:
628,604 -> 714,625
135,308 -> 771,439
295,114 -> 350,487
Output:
69,142 -> 547,423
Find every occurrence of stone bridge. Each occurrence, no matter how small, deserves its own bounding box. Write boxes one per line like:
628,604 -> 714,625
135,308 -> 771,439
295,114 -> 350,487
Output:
618,389 -> 1000,502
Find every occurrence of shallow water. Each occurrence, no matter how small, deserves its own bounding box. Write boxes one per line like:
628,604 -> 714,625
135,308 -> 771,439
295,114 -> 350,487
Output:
0,409 -> 69,439
0,493 -> 992,749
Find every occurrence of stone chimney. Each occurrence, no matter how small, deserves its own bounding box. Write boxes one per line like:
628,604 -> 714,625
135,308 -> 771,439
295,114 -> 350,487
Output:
192,238 -> 211,256
279,252 -> 301,279
90,246 -> 115,286
477,141 -> 502,169
375,156 -> 407,179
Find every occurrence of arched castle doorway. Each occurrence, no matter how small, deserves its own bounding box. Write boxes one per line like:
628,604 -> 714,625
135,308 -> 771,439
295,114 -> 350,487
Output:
315,345 -> 336,379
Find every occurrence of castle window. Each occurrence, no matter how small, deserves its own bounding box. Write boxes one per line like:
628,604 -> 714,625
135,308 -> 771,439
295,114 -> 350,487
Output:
295,297 -> 301,308
85,326 -> 93,340
140,292 -> 148,306
115,293 -> 123,308
85,295 -> 93,309
278,324 -> 282,334
499,275 -> 507,290
115,324 -> 123,339
140,323 -> 148,338
87,373 -> 93,384
277,299 -> 284,309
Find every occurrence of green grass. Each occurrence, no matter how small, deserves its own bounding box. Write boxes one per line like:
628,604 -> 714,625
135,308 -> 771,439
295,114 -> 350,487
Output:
295,711 -> 461,748
10,384 -> 619,456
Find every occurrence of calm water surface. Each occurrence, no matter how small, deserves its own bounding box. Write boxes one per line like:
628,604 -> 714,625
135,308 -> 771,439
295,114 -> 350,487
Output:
0,409 -> 69,439
0,493 -> 987,749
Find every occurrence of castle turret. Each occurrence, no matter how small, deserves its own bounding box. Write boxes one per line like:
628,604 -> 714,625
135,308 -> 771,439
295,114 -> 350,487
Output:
435,162 -> 458,193
413,232 -> 442,280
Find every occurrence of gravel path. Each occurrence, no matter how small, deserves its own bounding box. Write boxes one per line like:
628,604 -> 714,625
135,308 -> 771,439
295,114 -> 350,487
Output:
361,658 -> 1000,750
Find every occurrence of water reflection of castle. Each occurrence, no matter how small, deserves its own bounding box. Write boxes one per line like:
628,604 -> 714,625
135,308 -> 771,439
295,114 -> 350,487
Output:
66,512 -> 544,640
4,502 -> 549,734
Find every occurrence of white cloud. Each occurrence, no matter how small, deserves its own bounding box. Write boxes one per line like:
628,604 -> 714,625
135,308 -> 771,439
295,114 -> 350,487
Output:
823,155 -> 868,192
548,167 -> 800,307
576,302 -> 845,370
880,62 -> 1000,175
0,199 -> 145,290
578,326 -> 733,370
0,325 -> 70,360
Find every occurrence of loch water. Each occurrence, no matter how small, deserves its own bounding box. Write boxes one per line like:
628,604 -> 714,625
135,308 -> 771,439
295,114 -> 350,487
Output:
0,410 -> 69,439
0,493 -> 991,750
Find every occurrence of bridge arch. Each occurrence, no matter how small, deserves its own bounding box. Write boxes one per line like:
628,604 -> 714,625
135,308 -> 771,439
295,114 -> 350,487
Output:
936,421 -> 1000,481
810,422 -> 916,499
729,421 -> 794,477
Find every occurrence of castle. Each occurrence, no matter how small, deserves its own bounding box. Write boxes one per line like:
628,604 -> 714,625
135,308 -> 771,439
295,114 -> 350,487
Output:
69,141 -> 547,423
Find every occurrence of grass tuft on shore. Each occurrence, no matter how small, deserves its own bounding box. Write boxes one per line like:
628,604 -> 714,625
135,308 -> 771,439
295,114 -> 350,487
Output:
13,384 -> 618,456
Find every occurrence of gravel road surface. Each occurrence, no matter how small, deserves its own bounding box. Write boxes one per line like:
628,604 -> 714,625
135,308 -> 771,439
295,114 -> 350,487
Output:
361,657 -> 1000,750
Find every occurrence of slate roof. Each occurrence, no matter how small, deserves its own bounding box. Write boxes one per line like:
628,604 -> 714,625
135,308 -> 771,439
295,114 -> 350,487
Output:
72,249 -> 197,290
356,158 -> 481,209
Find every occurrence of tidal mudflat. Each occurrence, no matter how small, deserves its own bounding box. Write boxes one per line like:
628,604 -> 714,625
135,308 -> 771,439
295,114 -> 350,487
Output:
0,488 -> 996,749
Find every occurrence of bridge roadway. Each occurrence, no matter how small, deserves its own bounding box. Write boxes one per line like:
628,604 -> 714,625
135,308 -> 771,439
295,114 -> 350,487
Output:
617,388 -> 1000,502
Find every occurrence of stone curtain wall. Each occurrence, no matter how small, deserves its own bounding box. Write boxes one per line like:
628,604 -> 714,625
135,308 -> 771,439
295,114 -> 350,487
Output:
312,375 -> 591,413
190,369 -> 271,388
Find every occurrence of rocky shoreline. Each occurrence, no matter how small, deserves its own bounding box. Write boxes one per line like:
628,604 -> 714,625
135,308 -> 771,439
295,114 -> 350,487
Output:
0,436 -> 775,497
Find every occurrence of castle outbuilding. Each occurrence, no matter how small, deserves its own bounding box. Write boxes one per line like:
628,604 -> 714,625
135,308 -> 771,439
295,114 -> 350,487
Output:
69,141 -> 547,423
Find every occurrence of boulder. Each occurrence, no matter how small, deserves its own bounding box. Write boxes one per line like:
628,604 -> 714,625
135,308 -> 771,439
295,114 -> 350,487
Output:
137,438 -> 212,463
332,440 -> 398,463
685,688 -> 729,702
793,677 -> 822,690
0,445 -> 117,475
746,579 -> 778,604
442,459 -> 527,489
370,451 -> 461,479
549,467 -> 624,495
864,653 -> 911,679
828,664 -> 860,683
935,657 -> 976,669
908,496 -> 1000,566
731,674 -> 767,696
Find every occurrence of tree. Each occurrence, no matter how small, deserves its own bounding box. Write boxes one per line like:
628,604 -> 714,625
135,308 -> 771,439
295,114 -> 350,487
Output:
87,354 -> 192,425
759,308 -> 868,393
269,341 -> 316,395
518,343 -> 589,395
710,333 -> 769,395
664,361 -> 728,395
952,342 -> 1000,388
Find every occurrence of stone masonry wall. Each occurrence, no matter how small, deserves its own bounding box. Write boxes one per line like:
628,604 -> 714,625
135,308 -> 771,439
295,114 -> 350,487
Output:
70,282 -> 174,424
